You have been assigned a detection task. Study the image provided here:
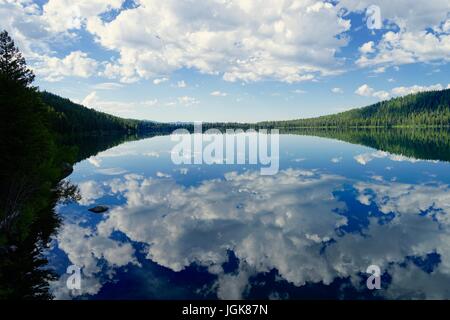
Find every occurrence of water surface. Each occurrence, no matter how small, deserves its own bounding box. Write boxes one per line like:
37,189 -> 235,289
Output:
45,132 -> 450,299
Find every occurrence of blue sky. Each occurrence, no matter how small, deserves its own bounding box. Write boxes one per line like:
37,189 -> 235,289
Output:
1,0 -> 449,122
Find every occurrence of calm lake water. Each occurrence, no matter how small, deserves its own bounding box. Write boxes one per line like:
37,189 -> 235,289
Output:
45,133 -> 450,299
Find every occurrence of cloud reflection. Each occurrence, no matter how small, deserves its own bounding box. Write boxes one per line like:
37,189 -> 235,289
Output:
52,168 -> 450,299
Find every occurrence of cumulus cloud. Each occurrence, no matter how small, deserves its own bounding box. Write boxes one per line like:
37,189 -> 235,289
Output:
84,0 -> 351,83
0,0 -> 52,57
2,0 -> 450,86
95,169 -> 347,288
341,0 -> 450,68
359,41 -> 375,54
355,83 -> 449,100
355,84 -> 389,100
356,30 -> 450,68
50,222 -> 138,299
52,166 -> 450,299
0,1 -> 122,82
391,83 -> 448,96
355,84 -> 374,96
77,180 -> 105,206
34,51 -> 98,82
42,0 -> 125,33
354,150 -> 421,165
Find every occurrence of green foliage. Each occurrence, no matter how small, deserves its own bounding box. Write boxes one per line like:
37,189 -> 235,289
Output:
0,30 -> 178,299
0,30 -> 34,87
40,91 -> 190,135
0,30 -> 67,299
40,91 -> 140,134
285,127 -> 450,162
0,60 -> 61,242
259,89 -> 450,128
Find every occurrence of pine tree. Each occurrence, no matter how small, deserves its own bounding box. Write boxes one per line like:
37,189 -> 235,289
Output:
0,30 -> 35,87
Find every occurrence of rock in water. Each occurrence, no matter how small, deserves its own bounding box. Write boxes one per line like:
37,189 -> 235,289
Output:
88,205 -> 109,213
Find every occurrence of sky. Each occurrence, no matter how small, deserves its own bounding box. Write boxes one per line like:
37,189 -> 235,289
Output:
1,0 -> 449,123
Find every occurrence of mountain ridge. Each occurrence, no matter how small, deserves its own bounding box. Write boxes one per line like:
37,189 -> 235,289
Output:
40,88 -> 450,130
259,88 -> 450,128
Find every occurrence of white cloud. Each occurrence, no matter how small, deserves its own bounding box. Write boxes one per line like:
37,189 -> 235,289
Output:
391,83 -> 447,96
42,0 -> 125,33
87,156 -> 102,168
372,90 -> 390,100
153,77 -> 169,85
331,87 -> 343,94
60,167 -> 450,299
356,30 -> 450,68
80,91 -> 159,116
342,1 -> 450,68
50,222 -> 138,299
354,84 -> 374,96
34,51 -> 98,82
156,171 -> 171,178
0,1 -> 52,57
178,96 -> 199,106
77,180 -> 105,206
354,150 -> 421,165
97,167 -> 128,176
95,169 -> 348,286
3,0 -> 450,88
85,0 -> 351,83
359,41 -> 375,54
210,91 -> 227,97
331,157 -> 342,163
81,91 -> 99,108
355,82 -> 449,101
373,66 -> 386,74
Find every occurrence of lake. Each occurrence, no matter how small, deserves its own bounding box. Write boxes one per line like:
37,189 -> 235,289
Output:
44,130 -> 450,299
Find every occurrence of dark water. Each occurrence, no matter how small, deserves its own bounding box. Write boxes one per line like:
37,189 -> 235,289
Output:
44,131 -> 450,299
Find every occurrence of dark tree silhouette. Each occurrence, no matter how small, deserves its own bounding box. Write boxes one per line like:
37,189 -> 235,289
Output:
0,30 -> 35,86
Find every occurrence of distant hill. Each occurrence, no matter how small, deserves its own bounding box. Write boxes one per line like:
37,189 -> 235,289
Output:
40,88 -> 450,134
259,89 -> 450,128
40,92 -> 183,134
40,91 -> 140,134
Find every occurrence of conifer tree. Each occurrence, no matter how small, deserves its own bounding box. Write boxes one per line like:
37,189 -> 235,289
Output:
0,30 -> 35,87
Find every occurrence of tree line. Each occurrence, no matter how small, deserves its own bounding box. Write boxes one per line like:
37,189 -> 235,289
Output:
259,89 -> 450,128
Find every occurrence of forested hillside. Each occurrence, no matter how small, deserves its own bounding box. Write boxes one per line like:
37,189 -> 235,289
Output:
260,89 -> 450,128
40,92 -> 140,134
41,91 -> 186,135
